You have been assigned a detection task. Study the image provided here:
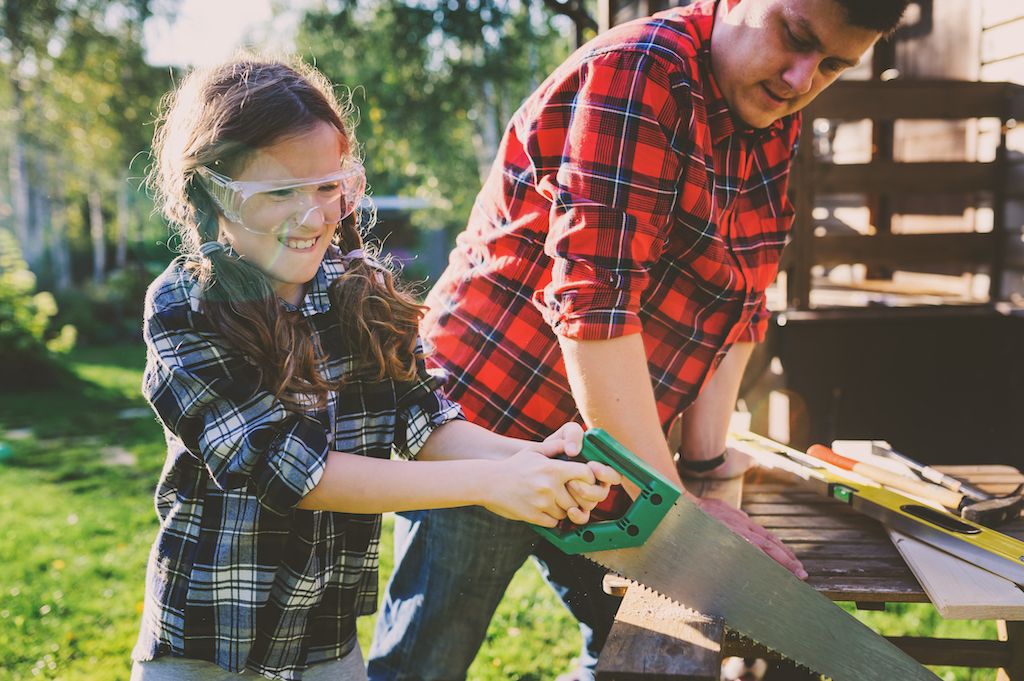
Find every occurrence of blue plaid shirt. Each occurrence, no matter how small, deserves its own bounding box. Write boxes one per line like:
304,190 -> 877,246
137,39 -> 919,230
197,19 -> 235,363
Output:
132,245 -> 463,680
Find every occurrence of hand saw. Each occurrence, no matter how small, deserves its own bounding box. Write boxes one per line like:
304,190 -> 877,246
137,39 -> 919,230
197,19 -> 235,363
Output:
531,429 -> 938,680
728,430 -> 1024,587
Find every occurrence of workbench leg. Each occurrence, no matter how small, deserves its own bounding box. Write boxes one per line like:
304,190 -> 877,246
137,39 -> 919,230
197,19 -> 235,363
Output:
997,620 -> 1024,681
596,587 -> 725,680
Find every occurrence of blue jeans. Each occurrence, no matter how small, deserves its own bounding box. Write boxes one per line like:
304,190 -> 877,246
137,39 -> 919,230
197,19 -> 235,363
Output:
367,506 -> 621,681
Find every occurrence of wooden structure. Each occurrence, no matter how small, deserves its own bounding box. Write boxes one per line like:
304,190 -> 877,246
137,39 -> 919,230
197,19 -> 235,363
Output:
579,1 -> 1024,675
786,79 -> 1024,310
596,466 -> 1024,680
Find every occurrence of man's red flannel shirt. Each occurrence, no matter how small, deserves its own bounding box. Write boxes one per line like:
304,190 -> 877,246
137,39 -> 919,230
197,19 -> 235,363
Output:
422,0 -> 801,441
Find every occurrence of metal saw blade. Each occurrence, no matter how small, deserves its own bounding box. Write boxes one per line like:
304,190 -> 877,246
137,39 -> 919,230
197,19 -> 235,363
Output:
586,494 -> 939,680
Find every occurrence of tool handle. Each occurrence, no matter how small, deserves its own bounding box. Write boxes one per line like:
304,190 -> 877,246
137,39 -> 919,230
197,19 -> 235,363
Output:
531,429 -> 680,555
805,444 -> 858,470
808,445 -> 965,510
879,447 -> 992,501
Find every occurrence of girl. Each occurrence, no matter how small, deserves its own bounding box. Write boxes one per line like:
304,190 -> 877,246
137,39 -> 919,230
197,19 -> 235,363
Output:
131,56 -> 619,681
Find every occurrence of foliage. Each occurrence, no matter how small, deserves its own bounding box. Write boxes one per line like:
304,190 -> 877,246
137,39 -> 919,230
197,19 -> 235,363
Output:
297,0 -> 574,238
52,260 -> 165,346
0,230 -> 75,387
1,0 -> 173,291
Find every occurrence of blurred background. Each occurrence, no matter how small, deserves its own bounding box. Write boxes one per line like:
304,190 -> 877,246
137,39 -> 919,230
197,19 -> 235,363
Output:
0,1 -> 589,678
0,0 -> 579,384
2,1 -> 1022,679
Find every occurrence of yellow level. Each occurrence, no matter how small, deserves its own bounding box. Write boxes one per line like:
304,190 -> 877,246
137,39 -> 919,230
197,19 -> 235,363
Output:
729,431 -> 1024,587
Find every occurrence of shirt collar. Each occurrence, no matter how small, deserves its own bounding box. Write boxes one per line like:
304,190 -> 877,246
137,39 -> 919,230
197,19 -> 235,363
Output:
291,245 -> 343,317
694,0 -> 787,145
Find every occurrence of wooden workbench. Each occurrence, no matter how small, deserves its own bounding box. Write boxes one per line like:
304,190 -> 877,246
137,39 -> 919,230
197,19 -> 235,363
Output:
595,465 -> 1024,680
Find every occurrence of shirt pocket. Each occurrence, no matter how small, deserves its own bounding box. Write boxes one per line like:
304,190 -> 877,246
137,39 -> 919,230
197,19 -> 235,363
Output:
732,207 -> 795,292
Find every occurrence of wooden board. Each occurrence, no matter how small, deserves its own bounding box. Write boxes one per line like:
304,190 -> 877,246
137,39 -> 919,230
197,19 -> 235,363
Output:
884,464 -> 1024,621
596,589 -> 725,681
888,528 -> 1024,620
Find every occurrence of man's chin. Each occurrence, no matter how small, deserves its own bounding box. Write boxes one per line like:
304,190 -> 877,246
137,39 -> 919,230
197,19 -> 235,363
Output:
738,110 -> 780,130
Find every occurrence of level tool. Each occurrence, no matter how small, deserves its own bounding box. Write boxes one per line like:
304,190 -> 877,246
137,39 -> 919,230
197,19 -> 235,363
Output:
532,429 -> 938,680
729,430 -> 1024,587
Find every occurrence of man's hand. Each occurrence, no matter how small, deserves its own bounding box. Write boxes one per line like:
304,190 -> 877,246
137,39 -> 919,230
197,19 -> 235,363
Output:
694,496 -> 808,579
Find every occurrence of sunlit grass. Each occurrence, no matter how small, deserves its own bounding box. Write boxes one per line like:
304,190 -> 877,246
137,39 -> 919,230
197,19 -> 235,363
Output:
0,344 -> 1004,680
0,345 -> 583,680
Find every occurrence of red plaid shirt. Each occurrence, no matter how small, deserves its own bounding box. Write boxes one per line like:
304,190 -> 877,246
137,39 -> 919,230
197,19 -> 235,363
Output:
422,0 -> 800,440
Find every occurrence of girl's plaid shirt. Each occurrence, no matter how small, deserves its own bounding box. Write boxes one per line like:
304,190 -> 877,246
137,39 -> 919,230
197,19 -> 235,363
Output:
422,0 -> 801,441
132,246 -> 463,680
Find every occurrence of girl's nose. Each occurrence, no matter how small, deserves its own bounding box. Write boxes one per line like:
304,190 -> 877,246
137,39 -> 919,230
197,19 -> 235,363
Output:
297,205 -> 325,228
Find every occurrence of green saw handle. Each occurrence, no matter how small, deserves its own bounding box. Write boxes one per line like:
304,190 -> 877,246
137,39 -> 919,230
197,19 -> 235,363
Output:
531,428 -> 680,554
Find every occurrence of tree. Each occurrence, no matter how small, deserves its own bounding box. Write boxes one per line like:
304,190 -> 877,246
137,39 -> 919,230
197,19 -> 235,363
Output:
297,0 -> 573,238
1,0 -> 167,288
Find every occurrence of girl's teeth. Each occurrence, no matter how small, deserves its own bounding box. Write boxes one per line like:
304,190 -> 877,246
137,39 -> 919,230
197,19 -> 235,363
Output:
280,237 -> 317,249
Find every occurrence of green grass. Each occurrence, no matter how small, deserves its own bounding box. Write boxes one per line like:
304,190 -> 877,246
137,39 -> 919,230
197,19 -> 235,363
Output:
0,345 -> 1003,680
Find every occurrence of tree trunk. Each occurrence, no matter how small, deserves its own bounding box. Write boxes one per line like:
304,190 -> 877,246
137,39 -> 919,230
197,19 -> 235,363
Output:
47,161 -> 72,292
473,78 -> 500,184
29,173 -> 49,273
116,184 -> 129,269
8,121 -> 33,267
89,185 -> 106,284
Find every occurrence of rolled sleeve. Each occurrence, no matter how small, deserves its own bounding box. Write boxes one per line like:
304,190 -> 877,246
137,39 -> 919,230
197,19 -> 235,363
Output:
392,345 -> 465,460
144,308 -> 329,516
528,50 -> 685,340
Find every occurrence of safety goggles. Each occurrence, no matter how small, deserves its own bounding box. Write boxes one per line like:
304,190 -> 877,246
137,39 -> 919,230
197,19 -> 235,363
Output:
196,160 -> 366,236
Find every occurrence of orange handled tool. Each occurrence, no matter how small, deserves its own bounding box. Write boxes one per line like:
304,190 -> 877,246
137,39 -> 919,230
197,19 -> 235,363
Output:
806,444 -> 964,510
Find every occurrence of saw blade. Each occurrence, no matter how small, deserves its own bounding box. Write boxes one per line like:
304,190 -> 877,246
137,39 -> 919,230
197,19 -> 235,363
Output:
585,494 -> 939,680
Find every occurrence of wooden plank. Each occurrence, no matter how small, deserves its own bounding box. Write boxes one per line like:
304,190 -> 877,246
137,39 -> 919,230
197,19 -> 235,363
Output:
814,161 -> 1006,195
937,465 -> 1024,478
887,529 -> 1024,620
982,0 -> 1024,30
767,528 -> 889,543
783,542 -> 906,559
982,17 -> 1024,65
742,502 -> 860,516
813,576 -> 927,602
812,232 -> 995,269
886,637 -> 1013,668
788,112 -> 816,310
753,515 -> 879,530
805,80 -> 1024,120
801,557 -> 912,577
596,588 -> 725,681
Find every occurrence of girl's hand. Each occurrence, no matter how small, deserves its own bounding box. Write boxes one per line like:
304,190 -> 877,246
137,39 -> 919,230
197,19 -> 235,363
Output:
564,461 -> 622,525
483,449 -> 597,527
540,421 -> 585,459
536,422 -> 622,525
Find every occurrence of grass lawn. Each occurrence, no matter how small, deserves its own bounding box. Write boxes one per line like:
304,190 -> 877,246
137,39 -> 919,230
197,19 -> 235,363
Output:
0,344 -> 1003,680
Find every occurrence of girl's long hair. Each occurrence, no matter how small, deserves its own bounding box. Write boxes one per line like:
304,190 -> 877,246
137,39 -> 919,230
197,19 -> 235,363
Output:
149,55 -> 424,411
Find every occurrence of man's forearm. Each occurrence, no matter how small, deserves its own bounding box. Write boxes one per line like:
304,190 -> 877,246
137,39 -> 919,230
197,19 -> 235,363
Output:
675,341 -> 754,461
558,333 -> 683,488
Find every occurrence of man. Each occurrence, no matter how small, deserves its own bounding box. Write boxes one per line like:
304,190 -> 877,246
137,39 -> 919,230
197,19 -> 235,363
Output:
369,0 -> 910,678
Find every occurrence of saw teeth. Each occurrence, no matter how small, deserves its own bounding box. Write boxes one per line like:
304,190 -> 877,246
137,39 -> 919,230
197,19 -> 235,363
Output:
584,553 -> 827,678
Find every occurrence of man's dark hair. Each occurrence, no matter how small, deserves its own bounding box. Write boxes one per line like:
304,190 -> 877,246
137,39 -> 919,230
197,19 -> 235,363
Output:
834,0 -> 913,34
